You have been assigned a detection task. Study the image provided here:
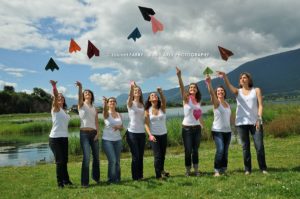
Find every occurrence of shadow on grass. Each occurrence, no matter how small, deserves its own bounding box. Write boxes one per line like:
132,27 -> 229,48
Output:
231,167 -> 299,174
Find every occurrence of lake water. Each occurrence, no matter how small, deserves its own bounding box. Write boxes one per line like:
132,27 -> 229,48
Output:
0,106 -> 212,167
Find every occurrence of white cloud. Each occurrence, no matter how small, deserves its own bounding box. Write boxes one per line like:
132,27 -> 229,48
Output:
0,65 -> 37,78
57,86 -> 67,94
1,0 -> 300,93
21,89 -> 32,94
0,80 -> 17,89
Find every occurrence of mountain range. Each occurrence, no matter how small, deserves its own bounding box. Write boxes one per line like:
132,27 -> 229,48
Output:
116,48 -> 300,105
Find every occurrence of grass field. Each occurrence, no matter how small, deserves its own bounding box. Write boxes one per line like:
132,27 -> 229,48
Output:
0,136 -> 299,199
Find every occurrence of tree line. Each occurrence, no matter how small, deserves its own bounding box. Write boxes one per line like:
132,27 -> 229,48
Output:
0,86 -> 52,114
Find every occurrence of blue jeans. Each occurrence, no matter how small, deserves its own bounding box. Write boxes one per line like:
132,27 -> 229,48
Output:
212,131 -> 231,173
80,130 -> 100,186
102,139 -> 122,183
126,130 -> 146,180
182,125 -> 201,167
236,125 -> 267,172
49,137 -> 71,186
151,134 -> 167,178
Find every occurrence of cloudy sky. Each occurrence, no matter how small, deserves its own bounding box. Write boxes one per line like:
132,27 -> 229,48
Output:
1,0 -> 300,103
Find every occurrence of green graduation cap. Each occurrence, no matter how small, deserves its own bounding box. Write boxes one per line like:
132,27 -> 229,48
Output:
203,66 -> 213,75
45,57 -> 59,71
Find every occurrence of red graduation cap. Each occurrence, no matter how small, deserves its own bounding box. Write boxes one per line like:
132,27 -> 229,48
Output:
218,46 -> 234,61
69,38 -> 81,53
150,16 -> 164,33
87,40 -> 100,59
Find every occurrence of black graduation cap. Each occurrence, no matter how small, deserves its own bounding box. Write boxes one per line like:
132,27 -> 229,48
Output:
128,27 -> 142,42
87,40 -> 100,59
138,6 -> 155,21
45,57 -> 59,71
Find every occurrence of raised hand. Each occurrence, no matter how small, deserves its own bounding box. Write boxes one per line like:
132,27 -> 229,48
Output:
102,96 -> 107,103
130,80 -> 137,87
50,80 -> 57,87
176,66 -> 181,76
205,75 -> 211,84
216,71 -> 226,78
157,87 -> 162,93
75,81 -> 82,88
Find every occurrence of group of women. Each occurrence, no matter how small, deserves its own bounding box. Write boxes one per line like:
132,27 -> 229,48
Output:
48,67 -> 267,188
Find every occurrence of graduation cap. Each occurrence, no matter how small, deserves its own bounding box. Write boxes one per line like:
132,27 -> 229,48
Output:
138,6 -> 155,21
45,57 -> 59,71
218,46 -> 234,61
150,16 -> 164,33
87,40 -> 100,59
69,38 -> 81,53
203,66 -> 213,75
128,27 -> 141,42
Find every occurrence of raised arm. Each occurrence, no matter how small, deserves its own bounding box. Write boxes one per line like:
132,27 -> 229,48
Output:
50,80 -> 59,112
76,81 -> 83,108
205,75 -> 219,109
176,66 -> 187,102
216,71 -> 238,96
102,96 -> 109,119
144,111 -> 156,142
157,87 -> 166,113
127,81 -> 135,108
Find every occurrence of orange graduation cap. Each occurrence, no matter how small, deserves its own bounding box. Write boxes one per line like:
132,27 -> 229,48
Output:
218,46 -> 234,61
69,38 -> 81,53
150,16 -> 164,33
87,40 -> 100,59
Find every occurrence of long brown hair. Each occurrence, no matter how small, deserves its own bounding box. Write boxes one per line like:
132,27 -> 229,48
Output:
132,86 -> 144,106
82,89 -> 95,104
188,83 -> 201,102
239,72 -> 253,88
145,93 -> 161,111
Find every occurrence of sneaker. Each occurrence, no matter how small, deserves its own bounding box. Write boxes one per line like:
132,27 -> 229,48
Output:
185,171 -> 190,177
63,180 -> 73,186
194,171 -> 200,177
161,171 -> 170,178
81,184 -> 89,188
262,170 -> 268,174
245,171 -> 251,175
214,172 -> 220,177
58,183 -> 64,189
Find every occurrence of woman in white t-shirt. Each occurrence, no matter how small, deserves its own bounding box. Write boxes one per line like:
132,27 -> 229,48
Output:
102,97 -> 123,183
145,87 -> 170,179
76,81 -> 100,187
217,71 -> 267,175
49,80 -> 72,188
176,67 -> 204,176
126,81 -> 146,180
205,75 -> 233,177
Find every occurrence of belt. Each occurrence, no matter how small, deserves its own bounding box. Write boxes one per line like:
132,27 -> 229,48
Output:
182,125 -> 201,128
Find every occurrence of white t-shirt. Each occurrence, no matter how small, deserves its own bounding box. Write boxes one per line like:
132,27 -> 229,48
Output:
182,98 -> 202,126
78,103 -> 97,130
236,88 -> 258,125
149,107 -> 167,135
49,108 -> 70,138
212,102 -> 231,132
102,112 -> 122,141
127,101 -> 145,133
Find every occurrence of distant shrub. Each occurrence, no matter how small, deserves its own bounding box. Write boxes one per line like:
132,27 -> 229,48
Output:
264,114 -> 300,137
